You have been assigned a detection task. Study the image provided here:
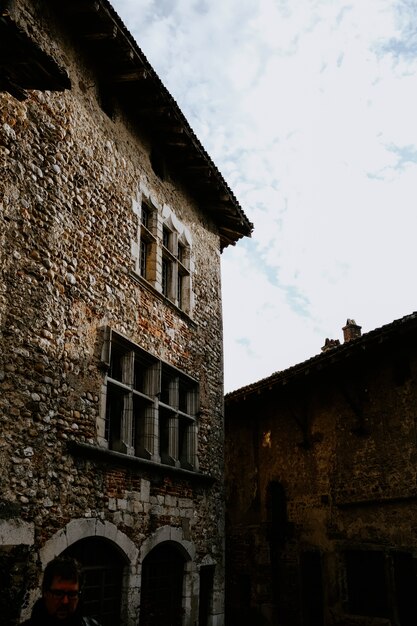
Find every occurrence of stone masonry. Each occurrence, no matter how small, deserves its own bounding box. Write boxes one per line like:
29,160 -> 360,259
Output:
0,1 -> 252,624
225,314 -> 417,626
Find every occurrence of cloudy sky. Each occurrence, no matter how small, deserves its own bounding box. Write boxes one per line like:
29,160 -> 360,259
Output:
111,0 -> 417,392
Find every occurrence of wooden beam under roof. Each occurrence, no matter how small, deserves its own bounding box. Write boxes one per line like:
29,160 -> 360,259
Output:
0,74 -> 27,100
108,69 -> 148,83
65,1 -> 101,14
154,122 -> 184,134
166,138 -> 189,148
0,11 -> 71,98
47,0 -> 253,247
81,24 -> 118,40
136,105 -> 172,116
185,163 -> 212,171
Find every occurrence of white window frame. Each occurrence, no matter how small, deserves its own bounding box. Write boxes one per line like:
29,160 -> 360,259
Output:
131,188 -> 194,315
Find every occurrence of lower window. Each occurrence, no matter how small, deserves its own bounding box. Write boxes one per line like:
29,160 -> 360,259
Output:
102,329 -> 199,470
345,550 -> 388,618
64,537 -> 125,626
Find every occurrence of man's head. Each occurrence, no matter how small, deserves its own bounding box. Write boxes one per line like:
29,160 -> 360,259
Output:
42,557 -> 82,621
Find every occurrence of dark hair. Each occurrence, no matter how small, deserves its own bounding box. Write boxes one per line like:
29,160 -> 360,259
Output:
42,557 -> 82,592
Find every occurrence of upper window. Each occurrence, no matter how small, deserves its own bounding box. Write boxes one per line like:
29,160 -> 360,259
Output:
138,199 -> 157,282
101,329 -> 199,471
132,191 -> 193,315
161,222 -> 191,309
176,238 -> 190,310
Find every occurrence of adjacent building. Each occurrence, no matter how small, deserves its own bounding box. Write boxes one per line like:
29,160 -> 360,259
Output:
225,315 -> 417,626
0,1 -> 252,624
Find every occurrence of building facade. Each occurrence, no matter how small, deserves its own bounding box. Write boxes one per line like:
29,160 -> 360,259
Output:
225,316 -> 417,626
0,1 -> 252,624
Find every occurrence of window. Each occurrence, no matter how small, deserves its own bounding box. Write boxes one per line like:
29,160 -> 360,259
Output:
345,550 -> 389,618
131,191 -> 193,315
162,225 -> 171,249
64,538 -> 126,626
300,552 -> 324,626
161,223 -> 191,309
344,549 -> 417,623
138,200 -> 157,281
177,240 -> 189,310
102,329 -> 199,470
140,543 -> 185,626
161,224 -> 176,301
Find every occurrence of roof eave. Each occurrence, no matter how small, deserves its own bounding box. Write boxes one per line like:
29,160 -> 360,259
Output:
226,311 -> 417,402
50,0 -> 253,247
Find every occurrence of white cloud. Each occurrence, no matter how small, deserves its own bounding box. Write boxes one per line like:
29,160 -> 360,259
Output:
111,0 -> 417,391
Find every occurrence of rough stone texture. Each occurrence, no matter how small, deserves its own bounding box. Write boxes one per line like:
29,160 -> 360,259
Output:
0,2 -> 232,624
225,315 -> 417,626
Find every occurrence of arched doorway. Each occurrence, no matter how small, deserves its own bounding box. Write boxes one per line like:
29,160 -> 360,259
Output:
64,537 -> 127,626
140,542 -> 186,626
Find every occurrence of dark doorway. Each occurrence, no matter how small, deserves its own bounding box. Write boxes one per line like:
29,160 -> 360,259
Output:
266,481 -> 288,547
140,542 -> 186,626
393,551 -> 417,626
345,550 -> 389,618
198,565 -> 214,626
300,551 -> 324,626
266,481 -> 289,625
64,537 -> 125,626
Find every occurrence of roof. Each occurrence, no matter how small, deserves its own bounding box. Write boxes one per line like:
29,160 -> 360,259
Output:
226,311 -> 417,402
1,0 -> 253,249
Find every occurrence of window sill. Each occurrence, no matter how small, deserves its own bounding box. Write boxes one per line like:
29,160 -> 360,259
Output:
68,441 -> 215,486
129,270 -> 196,326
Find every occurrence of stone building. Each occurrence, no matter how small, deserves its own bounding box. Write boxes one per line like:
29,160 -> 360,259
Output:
0,1 -> 252,625
225,314 -> 417,626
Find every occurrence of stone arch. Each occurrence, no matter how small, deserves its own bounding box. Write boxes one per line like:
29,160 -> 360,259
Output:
139,525 -> 195,564
64,536 -> 128,625
140,542 -> 187,626
22,519 -> 140,626
138,526 -> 198,626
39,518 -> 138,567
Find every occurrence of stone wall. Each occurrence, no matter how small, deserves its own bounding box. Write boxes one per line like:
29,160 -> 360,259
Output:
225,325 -> 417,626
0,2 -> 227,624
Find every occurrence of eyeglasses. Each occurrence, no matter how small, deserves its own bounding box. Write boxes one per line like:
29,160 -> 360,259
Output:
48,589 -> 80,599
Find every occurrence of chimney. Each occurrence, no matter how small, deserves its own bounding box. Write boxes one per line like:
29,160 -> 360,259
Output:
342,319 -> 362,343
321,338 -> 340,352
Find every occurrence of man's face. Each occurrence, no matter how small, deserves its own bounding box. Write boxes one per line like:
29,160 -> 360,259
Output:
43,575 -> 80,621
